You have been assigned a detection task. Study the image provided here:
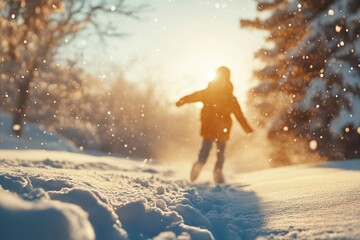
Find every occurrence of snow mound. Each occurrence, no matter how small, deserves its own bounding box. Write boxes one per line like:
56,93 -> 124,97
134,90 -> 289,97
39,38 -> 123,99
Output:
0,189 -> 95,240
0,112 -> 78,152
50,188 -> 128,240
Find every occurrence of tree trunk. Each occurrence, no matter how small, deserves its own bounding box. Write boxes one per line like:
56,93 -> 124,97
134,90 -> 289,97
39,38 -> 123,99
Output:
12,71 -> 34,136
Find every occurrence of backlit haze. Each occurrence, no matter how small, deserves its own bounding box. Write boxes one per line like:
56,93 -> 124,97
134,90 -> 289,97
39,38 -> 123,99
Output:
69,0 -> 265,105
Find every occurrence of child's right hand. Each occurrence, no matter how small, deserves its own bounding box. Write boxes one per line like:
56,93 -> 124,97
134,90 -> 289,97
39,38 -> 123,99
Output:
176,100 -> 184,107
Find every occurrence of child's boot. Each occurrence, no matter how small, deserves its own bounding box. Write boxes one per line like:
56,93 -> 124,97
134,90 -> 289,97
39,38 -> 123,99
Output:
190,161 -> 204,182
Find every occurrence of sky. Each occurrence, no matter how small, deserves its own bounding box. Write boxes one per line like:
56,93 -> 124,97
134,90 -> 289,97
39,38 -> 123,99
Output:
74,0 -> 265,104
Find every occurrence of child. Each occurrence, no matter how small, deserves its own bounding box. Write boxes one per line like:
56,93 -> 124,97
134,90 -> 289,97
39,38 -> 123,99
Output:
176,66 -> 253,183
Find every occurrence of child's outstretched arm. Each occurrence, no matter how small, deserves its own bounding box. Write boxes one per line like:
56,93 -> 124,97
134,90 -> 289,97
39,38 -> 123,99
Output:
176,90 -> 205,107
232,98 -> 253,133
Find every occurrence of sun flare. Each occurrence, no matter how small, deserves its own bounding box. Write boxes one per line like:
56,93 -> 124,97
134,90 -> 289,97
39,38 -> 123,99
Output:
195,102 -> 204,109
207,70 -> 217,81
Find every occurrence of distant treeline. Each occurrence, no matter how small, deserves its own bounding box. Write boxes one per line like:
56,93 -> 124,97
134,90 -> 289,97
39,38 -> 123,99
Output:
0,62 -> 200,160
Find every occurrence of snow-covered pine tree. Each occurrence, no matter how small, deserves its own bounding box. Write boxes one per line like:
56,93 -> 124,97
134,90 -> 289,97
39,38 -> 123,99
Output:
241,0 -> 360,163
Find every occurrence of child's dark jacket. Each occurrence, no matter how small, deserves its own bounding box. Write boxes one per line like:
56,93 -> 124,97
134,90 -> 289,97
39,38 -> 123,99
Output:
178,87 -> 252,141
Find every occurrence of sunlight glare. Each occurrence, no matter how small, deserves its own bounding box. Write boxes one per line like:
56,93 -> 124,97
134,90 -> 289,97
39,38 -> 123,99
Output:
195,102 -> 203,109
207,70 -> 217,81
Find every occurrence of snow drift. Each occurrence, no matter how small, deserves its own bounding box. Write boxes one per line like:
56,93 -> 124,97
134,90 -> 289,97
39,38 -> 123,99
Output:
0,189 -> 95,240
0,112 -> 77,152
0,150 -> 359,240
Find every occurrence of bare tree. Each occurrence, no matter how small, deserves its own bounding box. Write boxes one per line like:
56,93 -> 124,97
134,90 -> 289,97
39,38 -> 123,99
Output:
0,0 -> 144,136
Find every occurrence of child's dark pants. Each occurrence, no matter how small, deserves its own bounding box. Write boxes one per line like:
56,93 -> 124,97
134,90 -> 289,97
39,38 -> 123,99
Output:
198,138 -> 226,170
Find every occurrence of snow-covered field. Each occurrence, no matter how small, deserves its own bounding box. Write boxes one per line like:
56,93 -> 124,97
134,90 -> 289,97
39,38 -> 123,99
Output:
0,150 -> 359,240
1,113 -> 360,240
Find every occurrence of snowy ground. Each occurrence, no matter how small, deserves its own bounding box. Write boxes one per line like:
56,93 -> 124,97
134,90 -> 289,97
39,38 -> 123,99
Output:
0,112 -> 78,152
0,149 -> 359,240
1,112 -> 360,240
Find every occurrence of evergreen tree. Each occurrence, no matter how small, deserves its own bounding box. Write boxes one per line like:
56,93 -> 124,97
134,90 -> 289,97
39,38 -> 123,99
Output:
242,0 -> 360,163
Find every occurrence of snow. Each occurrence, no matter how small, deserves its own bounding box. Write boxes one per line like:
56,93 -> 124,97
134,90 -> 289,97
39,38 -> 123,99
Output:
0,112 -> 78,152
0,112 -> 360,240
298,78 -> 326,111
330,94 -> 360,134
0,189 -> 95,240
326,60 -> 360,89
1,150 -> 359,240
